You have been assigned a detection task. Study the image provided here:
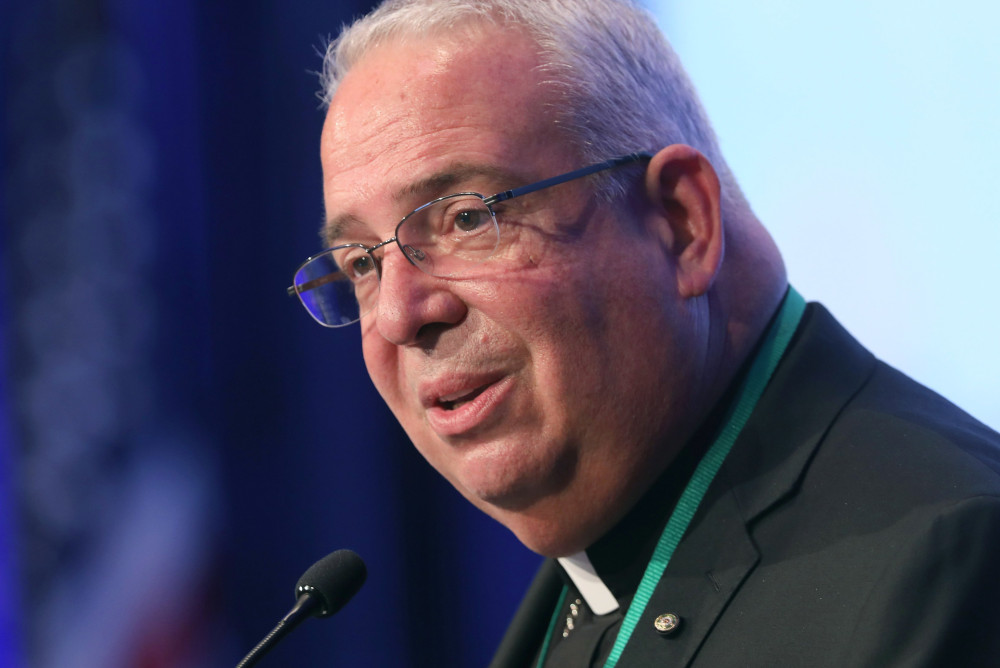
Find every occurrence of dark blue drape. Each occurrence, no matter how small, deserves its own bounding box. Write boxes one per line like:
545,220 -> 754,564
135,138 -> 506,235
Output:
3,1 -> 541,666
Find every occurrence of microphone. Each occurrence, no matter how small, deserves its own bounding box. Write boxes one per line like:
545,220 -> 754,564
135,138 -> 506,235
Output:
236,549 -> 367,668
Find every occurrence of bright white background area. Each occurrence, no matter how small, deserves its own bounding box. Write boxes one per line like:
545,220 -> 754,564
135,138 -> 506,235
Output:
650,1 -> 1000,430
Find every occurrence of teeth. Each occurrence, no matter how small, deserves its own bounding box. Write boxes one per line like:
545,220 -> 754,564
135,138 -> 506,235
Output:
439,385 -> 485,410
440,389 -> 472,404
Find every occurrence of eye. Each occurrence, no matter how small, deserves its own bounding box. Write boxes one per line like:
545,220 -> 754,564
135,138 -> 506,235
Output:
406,195 -> 495,247
453,208 -> 489,232
335,247 -> 378,282
351,255 -> 376,276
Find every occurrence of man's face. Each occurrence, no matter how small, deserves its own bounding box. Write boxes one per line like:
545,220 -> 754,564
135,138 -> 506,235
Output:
321,29 -> 706,556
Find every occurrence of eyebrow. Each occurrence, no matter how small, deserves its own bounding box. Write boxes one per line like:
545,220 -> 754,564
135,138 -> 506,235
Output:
322,162 -> 529,245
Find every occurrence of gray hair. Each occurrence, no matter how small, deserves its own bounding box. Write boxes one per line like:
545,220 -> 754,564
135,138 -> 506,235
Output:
320,0 -> 746,211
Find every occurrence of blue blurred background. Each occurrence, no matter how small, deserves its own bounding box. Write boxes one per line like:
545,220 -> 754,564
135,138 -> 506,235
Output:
1,1 -> 996,666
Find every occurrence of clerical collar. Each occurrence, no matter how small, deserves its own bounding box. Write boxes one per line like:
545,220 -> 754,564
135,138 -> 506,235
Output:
557,552 -> 619,615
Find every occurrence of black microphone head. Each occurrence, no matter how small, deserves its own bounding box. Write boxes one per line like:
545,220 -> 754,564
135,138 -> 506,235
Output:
295,549 -> 367,618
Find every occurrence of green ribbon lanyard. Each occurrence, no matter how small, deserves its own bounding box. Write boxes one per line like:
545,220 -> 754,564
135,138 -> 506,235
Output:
536,287 -> 807,668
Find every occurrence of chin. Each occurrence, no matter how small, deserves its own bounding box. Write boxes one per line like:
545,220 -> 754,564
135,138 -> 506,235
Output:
457,467 -> 546,513
464,482 -> 603,558
493,509 -> 594,558
449,439 -> 577,512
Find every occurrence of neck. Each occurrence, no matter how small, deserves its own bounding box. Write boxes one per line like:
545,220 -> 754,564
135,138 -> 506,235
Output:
700,212 -> 788,421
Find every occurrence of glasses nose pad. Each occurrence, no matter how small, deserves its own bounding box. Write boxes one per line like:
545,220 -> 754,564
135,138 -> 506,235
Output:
404,245 -> 425,261
403,244 -> 433,272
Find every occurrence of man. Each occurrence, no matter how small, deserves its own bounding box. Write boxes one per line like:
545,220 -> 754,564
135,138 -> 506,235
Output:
288,0 -> 1000,664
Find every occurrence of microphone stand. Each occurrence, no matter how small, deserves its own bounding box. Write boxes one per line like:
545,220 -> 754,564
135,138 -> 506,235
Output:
236,593 -> 323,668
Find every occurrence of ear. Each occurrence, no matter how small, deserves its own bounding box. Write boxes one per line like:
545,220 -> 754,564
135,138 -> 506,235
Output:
644,144 -> 724,298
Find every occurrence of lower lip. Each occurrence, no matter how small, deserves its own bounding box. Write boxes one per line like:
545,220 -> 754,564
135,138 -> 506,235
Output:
425,375 -> 515,438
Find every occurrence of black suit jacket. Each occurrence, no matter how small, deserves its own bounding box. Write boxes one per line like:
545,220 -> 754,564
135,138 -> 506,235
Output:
491,304 -> 1000,667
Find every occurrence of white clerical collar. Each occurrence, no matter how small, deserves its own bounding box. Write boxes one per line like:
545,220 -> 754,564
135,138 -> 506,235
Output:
557,551 -> 620,616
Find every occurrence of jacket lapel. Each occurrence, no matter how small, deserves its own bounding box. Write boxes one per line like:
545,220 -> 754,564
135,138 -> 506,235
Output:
488,559 -> 563,668
617,305 -> 877,665
615,480 -> 760,665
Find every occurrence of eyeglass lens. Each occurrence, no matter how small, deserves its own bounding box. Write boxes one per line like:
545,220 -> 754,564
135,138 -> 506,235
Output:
293,194 -> 499,327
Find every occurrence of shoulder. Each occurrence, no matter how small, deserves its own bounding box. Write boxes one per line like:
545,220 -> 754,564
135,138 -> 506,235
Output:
775,301 -> 1000,501
812,350 -> 1000,509
841,358 -> 1000,485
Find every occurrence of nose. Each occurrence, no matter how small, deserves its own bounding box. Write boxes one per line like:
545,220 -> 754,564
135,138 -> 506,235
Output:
373,246 -> 467,346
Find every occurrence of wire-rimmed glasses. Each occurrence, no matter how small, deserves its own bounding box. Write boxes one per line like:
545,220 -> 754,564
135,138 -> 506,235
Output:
288,152 -> 652,327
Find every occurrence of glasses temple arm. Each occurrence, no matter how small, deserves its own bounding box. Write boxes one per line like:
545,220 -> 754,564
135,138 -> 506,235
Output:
287,272 -> 345,297
486,152 -> 653,205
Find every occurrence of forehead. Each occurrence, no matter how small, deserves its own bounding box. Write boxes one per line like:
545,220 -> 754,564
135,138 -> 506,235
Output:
323,26 -> 549,148
319,27 -> 575,236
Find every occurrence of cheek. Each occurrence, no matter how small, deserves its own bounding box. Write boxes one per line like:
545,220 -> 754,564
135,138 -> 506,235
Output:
489,276 -> 610,407
360,326 -> 405,407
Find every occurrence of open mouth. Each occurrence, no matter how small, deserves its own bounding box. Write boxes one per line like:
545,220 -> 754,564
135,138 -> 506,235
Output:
437,384 -> 489,411
423,375 -> 513,437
